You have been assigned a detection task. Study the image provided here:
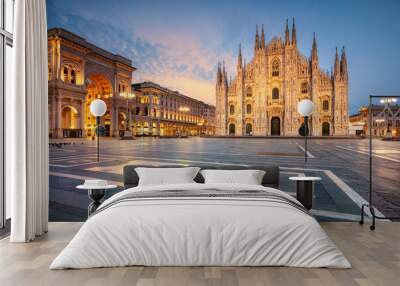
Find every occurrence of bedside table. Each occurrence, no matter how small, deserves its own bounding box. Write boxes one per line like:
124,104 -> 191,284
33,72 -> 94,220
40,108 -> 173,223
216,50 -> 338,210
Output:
289,176 -> 321,210
77,183 -> 117,217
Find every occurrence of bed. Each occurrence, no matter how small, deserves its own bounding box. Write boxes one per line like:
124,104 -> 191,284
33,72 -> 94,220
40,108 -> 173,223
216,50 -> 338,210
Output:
50,165 -> 350,269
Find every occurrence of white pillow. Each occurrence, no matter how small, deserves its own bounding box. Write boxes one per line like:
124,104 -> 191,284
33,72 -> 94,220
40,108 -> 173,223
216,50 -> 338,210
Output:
135,167 -> 200,186
200,169 -> 266,185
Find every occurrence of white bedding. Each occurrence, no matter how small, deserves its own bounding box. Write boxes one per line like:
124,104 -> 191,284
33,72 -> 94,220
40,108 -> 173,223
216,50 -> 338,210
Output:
50,183 -> 351,269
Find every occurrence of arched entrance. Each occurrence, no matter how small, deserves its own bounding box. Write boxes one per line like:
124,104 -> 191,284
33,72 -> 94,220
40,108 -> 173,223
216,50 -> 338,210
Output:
245,123 -> 252,136
229,123 -> 235,136
322,122 -> 330,136
271,117 -> 281,136
86,74 -> 113,136
61,106 -> 81,138
62,106 -> 78,129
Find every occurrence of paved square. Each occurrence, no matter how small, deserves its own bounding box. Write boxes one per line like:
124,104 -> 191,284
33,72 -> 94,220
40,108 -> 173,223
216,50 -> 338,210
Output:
49,137 -> 400,222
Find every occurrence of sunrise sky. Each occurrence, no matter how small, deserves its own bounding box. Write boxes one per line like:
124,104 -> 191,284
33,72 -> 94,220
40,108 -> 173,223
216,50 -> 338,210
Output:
47,0 -> 400,113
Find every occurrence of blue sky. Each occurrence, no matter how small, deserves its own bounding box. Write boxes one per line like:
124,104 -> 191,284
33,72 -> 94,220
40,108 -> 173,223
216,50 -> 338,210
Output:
47,0 -> 400,113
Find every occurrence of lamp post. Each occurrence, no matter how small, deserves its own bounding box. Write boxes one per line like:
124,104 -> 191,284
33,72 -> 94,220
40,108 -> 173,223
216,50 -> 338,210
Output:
120,92 -> 136,140
90,99 -> 107,162
298,99 -> 314,162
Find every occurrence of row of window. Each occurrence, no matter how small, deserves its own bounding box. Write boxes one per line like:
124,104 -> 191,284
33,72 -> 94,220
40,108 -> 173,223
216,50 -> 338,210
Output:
134,106 -> 201,122
245,83 -> 309,98
229,100 -> 330,115
230,104 -> 252,115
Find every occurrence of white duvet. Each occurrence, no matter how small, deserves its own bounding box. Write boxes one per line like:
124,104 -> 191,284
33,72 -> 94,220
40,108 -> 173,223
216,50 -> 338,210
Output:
50,183 -> 351,269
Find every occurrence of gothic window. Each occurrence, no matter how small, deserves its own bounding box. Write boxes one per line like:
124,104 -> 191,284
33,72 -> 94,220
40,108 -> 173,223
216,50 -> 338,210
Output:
63,67 -> 68,82
271,59 -> 280,77
230,105 -> 235,115
70,70 -> 76,84
246,104 -> 252,114
118,84 -> 121,93
301,82 -> 308,94
144,106 -> 149,116
323,100 -> 329,111
272,88 -> 279,100
246,86 -> 252,97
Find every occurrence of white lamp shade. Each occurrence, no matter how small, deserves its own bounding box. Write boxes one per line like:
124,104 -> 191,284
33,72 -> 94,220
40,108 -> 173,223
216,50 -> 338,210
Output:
90,99 -> 107,117
298,99 -> 314,117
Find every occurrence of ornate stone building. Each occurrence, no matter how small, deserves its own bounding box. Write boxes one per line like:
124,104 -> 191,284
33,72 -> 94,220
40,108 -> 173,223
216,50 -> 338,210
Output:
48,28 -> 215,138
132,82 -> 215,136
215,20 -> 349,136
48,28 -> 136,138
349,101 -> 400,137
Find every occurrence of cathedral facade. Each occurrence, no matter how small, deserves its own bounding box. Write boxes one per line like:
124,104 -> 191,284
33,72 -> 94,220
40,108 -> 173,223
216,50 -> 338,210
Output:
215,20 -> 349,136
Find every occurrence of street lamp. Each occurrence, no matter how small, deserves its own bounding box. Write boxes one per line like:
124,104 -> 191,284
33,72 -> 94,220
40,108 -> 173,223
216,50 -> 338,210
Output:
90,99 -> 107,162
298,99 -> 314,162
120,92 -> 136,140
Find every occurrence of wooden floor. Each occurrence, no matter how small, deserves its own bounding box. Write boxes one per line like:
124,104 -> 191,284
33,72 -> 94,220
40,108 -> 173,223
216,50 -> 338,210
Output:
0,222 -> 399,286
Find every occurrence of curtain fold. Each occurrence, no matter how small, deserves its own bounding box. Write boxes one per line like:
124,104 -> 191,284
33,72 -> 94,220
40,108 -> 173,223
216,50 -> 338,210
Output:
10,0 -> 49,242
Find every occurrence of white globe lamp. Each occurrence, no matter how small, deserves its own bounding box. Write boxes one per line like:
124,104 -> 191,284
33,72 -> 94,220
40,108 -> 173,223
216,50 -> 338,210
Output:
90,99 -> 107,117
297,99 -> 314,117
90,99 -> 107,162
297,99 -> 314,162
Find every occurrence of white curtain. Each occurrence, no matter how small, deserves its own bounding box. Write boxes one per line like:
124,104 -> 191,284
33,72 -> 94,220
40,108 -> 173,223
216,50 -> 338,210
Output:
9,0 -> 49,242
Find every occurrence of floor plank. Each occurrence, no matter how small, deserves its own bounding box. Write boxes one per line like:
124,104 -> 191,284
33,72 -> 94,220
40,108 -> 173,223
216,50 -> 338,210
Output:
0,222 -> 399,286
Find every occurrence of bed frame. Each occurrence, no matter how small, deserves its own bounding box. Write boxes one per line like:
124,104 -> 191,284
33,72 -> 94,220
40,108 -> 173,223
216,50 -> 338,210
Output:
123,165 -> 280,189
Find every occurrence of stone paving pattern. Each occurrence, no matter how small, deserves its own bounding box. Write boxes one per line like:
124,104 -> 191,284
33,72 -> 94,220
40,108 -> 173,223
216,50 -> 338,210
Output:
49,137 -> 400,221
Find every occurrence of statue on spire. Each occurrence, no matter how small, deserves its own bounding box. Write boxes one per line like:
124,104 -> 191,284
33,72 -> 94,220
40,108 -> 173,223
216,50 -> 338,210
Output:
237,44 -> 242,68
292,17 -> 297,45
254,25 -> 259,52
340,46 -> 348,80
216,62 -> 221,84
311,32 -> 318,62
334,47 -> 340,79
285,19 -> 290,46
261,24 -> 265,49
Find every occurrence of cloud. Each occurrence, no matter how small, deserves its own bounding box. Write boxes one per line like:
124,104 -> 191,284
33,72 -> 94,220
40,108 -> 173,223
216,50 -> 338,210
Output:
47,4 -> 237,105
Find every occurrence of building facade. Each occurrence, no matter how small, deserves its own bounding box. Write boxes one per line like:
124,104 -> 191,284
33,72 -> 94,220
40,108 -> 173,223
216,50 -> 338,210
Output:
216,20 -> 349,136
48,28 -> 136,138
349,102 -> 400,137
132,82 -> 215,136
48,28 -> 215,138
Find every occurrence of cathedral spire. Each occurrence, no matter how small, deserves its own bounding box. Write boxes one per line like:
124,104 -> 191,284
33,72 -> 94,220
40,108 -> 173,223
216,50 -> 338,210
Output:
254,25 -> 259,52
334,47 -> 340,79
291,17 -> 297,45
222,61 -> 228,86
216,62 -> 221,85
237,44 -> 242,68
340,46 -> 348,80
311,32 -> 318,62
285,19 -> 290,46
261,24 -> 265,49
